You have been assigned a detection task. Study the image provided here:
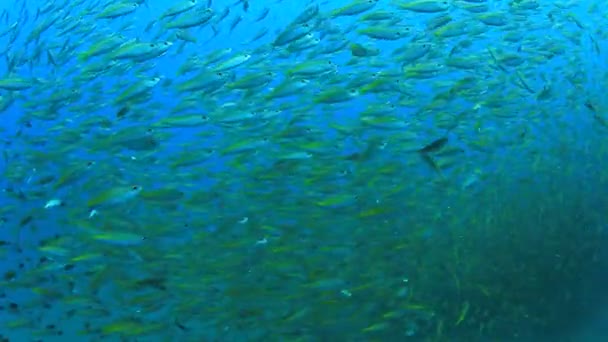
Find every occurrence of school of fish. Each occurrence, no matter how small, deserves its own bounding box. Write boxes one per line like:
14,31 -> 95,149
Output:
0,0 -> 608,340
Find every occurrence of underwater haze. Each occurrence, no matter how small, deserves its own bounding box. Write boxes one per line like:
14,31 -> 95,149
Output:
1,0 -> 608,341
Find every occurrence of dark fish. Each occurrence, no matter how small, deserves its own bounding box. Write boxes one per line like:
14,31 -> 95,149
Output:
584,100 -> 596,112
175,319 -> 189,331
19,215 -> 33,227
8,302 -> 19,312
47,50 -> 56,66
255,8 -> 270,22
135,277 -> 167,291
593,114 -> 608,129
590,35 -> 600,54
420,153 -> 442,176
515,72 -> 535,94
229,15 -> 242,32
217,7 -> 230,22
3,270 -> 16,281
116,106 -> 130,119
418,137 -> 448,154
583,100 -> 608,128
144,19 -> 157,32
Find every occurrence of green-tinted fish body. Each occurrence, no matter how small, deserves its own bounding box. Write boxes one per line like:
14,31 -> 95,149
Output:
161,0 -> 197,19
115,77 -> 161,105
97,2 -> 139,19
331,0 -> 378,17
358,26 -> 412,40
0,77 -> 35,91
110,41 -> 173,61
165,8 -> 214,29
87,185 -> 143,208
91,231 -> 145,246
395,0 -> 450,13
154,114 -> 209,128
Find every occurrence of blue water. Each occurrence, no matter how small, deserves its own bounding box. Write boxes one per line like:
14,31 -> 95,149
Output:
1,0 -> 608,341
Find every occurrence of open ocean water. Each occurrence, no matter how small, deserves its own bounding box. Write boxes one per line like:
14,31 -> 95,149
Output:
1,0 -> 608,341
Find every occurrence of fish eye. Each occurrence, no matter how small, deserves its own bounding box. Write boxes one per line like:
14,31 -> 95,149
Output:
164,42 -> 170,45
131,186 -> 139,191
217,72 -> 223,76
86,161 -> 94,167
149,44 -> 155,47
201,115 -> 209,120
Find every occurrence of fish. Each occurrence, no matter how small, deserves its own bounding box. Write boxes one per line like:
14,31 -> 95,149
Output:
160,0 -> 198,19
394,0 -> 450,13
97,3 -> 139,19
90,231 -> 146,246
87,185 -> 143,208
418,137 -> 448,153
110,41 -> 173,61
0,0 -> 605,340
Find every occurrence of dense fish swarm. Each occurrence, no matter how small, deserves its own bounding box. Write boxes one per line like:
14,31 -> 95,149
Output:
1,0 -> 608,340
